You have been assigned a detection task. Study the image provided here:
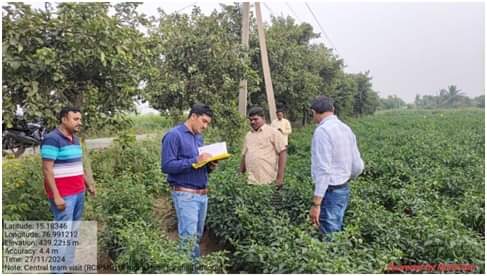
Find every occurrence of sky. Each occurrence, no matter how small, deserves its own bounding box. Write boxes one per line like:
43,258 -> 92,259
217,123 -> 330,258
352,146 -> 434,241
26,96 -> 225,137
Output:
136,0 -> 485,103
16,0 -> 486,105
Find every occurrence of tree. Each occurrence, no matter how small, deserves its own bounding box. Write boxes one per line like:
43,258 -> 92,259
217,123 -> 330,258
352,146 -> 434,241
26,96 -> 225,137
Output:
443,85 -> 464,107
351,72 -> 380,116
248,16 -> 343,122
414,85 -> 480,109
330,72 -> 356,118
379,95 -> 406,110
2,2 -> 151,131
143,5 -> 253,148
256,16 -> 320,121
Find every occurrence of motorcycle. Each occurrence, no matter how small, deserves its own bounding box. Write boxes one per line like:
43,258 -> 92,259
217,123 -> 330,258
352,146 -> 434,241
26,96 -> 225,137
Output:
2,117 -> 47,157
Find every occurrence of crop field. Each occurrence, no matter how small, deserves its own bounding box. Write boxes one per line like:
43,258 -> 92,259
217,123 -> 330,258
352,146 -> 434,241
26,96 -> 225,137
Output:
2,109 -> 484,273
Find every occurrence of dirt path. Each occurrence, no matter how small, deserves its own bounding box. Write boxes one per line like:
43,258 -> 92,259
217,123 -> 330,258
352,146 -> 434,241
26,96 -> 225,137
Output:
13,133 -> 160,156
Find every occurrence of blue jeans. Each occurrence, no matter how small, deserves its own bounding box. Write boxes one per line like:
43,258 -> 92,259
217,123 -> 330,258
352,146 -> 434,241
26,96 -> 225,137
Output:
319,185 -> 350,234
171,191 -> 208,260
48,192 -> 85,273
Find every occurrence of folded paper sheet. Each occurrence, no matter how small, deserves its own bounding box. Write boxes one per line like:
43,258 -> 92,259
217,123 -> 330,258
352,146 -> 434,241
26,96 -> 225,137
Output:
192,142 -> 231,169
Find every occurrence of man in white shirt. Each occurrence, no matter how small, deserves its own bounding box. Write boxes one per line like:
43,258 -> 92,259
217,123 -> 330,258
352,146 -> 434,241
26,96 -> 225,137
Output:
309,96 -> 364,235
271,109 -> 292,146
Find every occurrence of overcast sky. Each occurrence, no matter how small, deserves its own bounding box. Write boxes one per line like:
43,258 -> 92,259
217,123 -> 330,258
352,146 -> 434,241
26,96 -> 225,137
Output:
137,0 -> 485,103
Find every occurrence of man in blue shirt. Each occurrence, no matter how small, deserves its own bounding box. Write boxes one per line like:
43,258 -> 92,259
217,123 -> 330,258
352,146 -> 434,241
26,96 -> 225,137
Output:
309,96 -> 364,235
161,103 -> 216,260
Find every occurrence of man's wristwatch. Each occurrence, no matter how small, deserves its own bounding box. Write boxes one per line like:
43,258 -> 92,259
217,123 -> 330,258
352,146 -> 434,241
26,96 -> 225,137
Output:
312,202 -> 321,208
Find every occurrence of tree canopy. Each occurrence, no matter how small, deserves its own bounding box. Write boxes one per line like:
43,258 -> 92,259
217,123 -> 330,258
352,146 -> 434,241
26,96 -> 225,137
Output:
3,2 -> 150,130
3,2 -> 383,134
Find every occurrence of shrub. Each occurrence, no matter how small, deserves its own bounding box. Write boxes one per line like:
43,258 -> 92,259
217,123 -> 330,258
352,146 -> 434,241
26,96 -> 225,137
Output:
2,156 -> 51,221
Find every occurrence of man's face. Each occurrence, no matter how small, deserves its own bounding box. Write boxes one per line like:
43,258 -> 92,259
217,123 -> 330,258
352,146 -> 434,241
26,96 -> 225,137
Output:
191,114 -> 212,134
62,112 -> 82,133
249,115 -> 265,131
276,112 -> 284,120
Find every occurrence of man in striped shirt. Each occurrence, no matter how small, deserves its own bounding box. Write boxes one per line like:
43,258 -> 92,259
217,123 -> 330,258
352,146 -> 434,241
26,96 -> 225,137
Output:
41,107 -> 95,216
41,107 -> 95,272
309,96 -> 364,235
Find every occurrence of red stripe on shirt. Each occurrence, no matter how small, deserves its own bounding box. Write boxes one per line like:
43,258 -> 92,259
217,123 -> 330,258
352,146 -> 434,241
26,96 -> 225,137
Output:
45,175 -> 85,199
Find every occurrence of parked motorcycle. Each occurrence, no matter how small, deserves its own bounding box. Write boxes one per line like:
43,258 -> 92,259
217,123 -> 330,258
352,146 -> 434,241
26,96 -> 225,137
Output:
2,117 -> 47,158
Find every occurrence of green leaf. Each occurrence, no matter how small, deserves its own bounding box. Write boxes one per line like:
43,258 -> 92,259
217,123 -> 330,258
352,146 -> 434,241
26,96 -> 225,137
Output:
100,51 -> 106,66
10,61 -> 20,70
32,81 -> 39,94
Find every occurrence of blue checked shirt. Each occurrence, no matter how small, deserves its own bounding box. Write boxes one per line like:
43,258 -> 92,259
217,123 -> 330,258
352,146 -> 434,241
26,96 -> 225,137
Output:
311,115 -> 364,197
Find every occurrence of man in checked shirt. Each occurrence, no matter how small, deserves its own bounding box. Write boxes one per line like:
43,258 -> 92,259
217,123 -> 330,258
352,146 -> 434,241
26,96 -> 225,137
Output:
309,96 -> 364,235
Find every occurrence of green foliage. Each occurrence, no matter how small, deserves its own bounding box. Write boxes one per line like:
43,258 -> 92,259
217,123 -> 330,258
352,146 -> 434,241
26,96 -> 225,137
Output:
94,175 -> 154,253
249,16 -> 342,122
142,5 -> 254,148
204,101 -> 248,151
89,139 -> 229,273
115,221 -> 229,273
2,2 -> 151,130
90,131 -> 166,192
2,156 -> 51,221
3,2 -> 382,136
246,15 -> 381,122
3,42 -> 483,269
84,114 -> 170,138
351,71 -> 380,116
205,109 -> 484,273
2,102 -> 484,273
129,114 -> 171,134
379,95 -> 407,110
114,221 -> 193,273
143,4 -> 379,134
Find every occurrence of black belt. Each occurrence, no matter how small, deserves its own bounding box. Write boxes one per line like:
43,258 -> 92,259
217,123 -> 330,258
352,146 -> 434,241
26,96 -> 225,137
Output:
327,182 -> 349,191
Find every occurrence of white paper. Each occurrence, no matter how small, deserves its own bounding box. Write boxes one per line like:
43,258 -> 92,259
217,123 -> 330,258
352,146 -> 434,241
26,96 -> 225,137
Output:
198,142 -> 228,156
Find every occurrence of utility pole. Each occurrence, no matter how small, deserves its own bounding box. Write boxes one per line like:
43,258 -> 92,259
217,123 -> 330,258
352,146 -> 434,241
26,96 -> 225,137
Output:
255,2 -> 277,122
238,2 -> 250,117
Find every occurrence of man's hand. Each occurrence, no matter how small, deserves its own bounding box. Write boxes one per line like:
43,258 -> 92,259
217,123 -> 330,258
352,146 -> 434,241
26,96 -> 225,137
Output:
208,160 -> 219,171
197,153 -> 212,163
309,205 -> 320,228
275,178 -> 284,190
278,128 -> 283,134
54,196 -> 66,211
87,184 -> 96,197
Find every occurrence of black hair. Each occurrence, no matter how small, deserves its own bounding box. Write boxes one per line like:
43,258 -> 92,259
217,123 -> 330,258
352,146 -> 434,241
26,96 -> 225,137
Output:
248,106 -> 265,118
188,103 -> 213,118
58,107 -> 81,122
310,96 -> 334,114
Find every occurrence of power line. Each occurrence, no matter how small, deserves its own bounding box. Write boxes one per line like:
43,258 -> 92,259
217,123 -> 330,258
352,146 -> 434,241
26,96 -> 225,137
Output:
175,2 -> 197,14
285,2 -> 302,22
262,2 -> 276,18
304,2 -> 340,55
